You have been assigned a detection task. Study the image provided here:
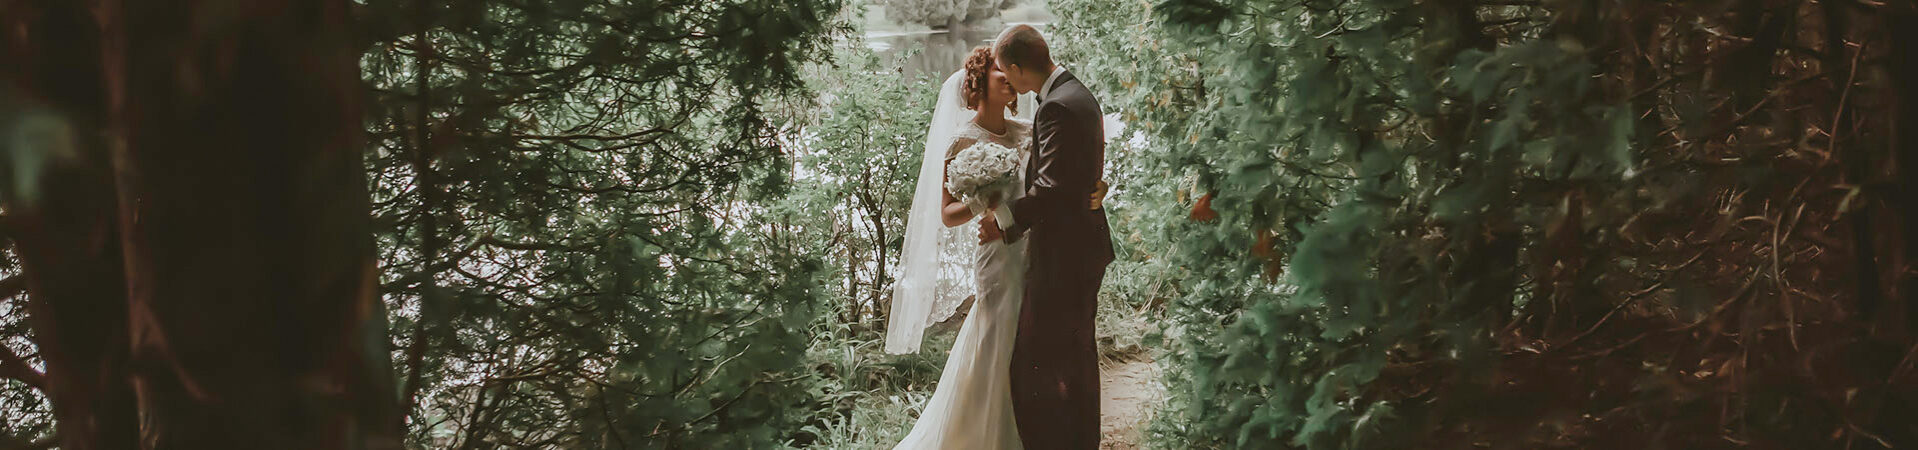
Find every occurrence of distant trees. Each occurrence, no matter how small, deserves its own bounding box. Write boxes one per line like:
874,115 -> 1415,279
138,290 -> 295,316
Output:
881,0 -> 1020,29
356,0 -> 847,446
784,48 -> 934,328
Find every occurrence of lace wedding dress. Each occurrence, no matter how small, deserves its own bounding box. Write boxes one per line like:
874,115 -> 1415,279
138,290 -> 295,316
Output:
892,118 -> 1032,450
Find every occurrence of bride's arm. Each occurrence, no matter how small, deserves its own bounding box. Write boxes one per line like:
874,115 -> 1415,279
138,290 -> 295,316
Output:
939,138 -> 978,227
940,158 -> 975,227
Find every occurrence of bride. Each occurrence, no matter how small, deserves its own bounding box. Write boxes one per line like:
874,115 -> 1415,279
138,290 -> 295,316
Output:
885,46 -> 1033,449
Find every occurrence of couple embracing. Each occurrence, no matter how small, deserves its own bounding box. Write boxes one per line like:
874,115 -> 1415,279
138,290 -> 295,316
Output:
884,25 -> 1115,450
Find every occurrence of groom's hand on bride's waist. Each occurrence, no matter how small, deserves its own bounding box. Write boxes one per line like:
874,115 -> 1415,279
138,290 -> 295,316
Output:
978,180 -> 1104,245
1089,180 -> 1108,211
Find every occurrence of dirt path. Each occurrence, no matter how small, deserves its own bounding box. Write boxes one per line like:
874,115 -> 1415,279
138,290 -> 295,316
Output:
1100,357 -> 1164,449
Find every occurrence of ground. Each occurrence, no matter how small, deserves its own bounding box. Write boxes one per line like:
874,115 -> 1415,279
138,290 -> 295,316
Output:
1099,356 -> 1164,449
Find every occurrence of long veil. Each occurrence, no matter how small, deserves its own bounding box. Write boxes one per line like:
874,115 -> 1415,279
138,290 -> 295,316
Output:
886,71 -> 975,354
886,70 -> 1040,354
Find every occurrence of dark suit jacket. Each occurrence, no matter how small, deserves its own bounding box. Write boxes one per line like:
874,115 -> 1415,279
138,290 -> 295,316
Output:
1002,69 -> 1112,449
1004,71 -> 1114,269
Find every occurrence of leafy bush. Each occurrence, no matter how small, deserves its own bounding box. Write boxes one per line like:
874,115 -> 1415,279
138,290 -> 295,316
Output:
1056,0 -> 1918,448
357,0 -> 849,446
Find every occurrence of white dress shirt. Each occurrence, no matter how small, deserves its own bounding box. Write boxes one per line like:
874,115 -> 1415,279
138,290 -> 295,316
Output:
1037,66 -> 1068,100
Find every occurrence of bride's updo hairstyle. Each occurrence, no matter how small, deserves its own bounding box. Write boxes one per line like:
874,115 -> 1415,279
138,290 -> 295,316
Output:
960,46 -> 1017,115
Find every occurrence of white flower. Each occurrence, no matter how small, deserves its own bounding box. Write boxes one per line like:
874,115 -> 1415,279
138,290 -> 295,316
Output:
945,141 -> 1021,208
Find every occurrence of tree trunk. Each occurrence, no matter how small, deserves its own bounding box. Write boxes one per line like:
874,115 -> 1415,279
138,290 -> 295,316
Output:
846,227 -> 861,324
870,209 -> 888,325
1886,4 -> 1918,335
96,0 -> 403,447
0,2 -> 141,448
1820,0 -> 1887,324
399,0 -> 442,428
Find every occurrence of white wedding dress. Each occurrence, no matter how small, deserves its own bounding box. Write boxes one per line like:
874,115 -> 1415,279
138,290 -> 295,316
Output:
891,118 -> 1032,450
886,69 -> 1039,450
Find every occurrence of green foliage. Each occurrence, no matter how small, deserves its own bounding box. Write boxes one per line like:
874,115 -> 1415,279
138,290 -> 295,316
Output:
1058,0 -> 1918,448
790,317 -> 953,449
0,234 -> 47,447
0,293 -> 51,448
780,43 -> 937,326
778,33 -> 966,450
358,0 -> 848,446
0,111 -> 77,207
6,0 -> 1911,448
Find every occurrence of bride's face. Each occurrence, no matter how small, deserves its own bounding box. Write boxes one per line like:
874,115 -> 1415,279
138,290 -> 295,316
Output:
986,68 -> 1015,111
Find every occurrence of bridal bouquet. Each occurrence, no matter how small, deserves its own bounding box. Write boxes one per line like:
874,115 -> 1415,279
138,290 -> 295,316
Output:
945,141 -> 1021,212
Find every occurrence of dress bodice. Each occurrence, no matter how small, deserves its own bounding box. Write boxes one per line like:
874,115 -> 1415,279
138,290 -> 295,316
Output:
946,118 -> 1033,160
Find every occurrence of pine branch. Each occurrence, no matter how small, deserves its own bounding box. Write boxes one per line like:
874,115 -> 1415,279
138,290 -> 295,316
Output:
1,433 -> 58,450
0,275 -> 23,300
0,338 -> 46,391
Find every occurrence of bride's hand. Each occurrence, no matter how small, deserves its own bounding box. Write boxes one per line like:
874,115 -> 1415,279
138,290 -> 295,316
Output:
978,213 -> 1003,244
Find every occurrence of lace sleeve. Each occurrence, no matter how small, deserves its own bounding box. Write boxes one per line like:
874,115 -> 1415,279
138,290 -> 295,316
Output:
1008,118 -> 1033,135
930,138 -> 980,325
945,136 -> 978,160
1004,120 -> 1035,150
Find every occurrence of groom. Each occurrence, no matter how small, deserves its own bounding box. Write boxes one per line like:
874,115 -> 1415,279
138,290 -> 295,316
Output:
979,24 -> 1114,449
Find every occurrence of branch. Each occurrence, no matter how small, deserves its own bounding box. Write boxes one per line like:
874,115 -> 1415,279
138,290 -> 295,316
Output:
381,233 -> 491,292
1556,251 -> 1705,350
512,128 -> 673,142
666,375 -> 808,435
2,433 -> 58,450
352,1 -> 440,52
0,275 -> 24,299
0,339 -> 46,391
476,235 -> 592,252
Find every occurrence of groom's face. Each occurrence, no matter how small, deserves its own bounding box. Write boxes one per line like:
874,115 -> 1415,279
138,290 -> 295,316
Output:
995,54 -> 1038,95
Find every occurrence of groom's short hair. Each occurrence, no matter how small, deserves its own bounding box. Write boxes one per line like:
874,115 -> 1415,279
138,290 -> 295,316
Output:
994,25 -> 1051,74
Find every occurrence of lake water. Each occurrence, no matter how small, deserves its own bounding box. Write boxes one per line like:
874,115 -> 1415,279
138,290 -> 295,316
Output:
865,23 -> 1050,82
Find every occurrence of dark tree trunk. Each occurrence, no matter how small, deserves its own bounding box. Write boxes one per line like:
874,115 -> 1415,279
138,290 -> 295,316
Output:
1820,0 -> 1887,325
399,0 -> 442,428
96,0 -> 403,447
869,205 -> 888,324
1887,4 -> 1918,336
0,1 -> 141,448
846,232 -> 861,324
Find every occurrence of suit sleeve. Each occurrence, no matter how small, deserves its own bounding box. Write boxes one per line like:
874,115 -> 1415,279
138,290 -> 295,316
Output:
1004,101 -> 1092,241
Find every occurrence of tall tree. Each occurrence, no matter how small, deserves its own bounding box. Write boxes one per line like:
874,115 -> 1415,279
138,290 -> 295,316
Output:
106,0 -> 402,446
355,0 -> 847,446
0,1 -> 138,448
2,0 -> 403,447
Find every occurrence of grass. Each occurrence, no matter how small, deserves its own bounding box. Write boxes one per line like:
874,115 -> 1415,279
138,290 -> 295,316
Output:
790,259 -> 1168,448
1098,258 -> 1174,365
789,318 -> 956,449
